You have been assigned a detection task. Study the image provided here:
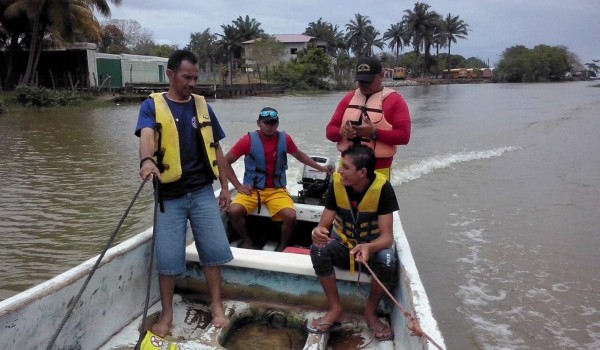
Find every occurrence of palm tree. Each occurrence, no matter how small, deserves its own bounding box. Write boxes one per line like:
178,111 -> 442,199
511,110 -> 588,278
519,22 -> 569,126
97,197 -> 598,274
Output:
383,22 -> 409,62
432,14 -> 446,78
401,2 -> 439,75
217,15 -> 264,79
216,24 -> 240,84
304,18 -> 332,40
442,13 -> 469,79
4,0 -> 121,86
304,17 -> 344,55
1,0 -> 29,87
344,13 -> 371,57
231,15 -> 265,45
363,26 -> 383,57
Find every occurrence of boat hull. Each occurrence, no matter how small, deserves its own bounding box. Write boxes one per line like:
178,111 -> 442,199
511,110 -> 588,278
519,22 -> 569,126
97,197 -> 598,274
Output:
0,192 -> 444,349
0,231 -> 160,349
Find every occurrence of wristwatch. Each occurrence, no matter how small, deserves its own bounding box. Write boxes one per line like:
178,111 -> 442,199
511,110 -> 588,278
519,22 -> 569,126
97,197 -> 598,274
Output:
370,129 -> 378,140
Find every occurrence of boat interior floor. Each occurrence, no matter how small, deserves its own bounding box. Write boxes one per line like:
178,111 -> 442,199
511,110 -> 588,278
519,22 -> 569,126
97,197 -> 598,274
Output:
100,293 -> 395,350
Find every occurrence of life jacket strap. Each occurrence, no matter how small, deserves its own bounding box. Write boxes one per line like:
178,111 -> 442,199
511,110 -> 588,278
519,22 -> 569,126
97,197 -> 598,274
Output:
347,104 -> 382,114
153,123 -> 166,212
153,123 -> 166,173
337,231 -> 358,275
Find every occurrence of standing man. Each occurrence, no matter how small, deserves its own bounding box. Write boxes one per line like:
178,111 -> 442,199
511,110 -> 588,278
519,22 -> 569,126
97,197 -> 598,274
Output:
225,107 -> 332,251
326,56 -> 411,180
309,144 -> 398,342
136,50 -> 234,337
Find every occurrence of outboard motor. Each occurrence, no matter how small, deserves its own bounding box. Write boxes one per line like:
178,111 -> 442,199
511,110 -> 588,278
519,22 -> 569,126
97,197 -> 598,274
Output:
297,156 -> 335,204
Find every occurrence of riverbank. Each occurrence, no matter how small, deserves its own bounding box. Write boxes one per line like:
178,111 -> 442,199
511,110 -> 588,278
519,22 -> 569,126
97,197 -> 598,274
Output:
2,79 -> 597,113
0,90 -> 108,113
384,77 -> 496,87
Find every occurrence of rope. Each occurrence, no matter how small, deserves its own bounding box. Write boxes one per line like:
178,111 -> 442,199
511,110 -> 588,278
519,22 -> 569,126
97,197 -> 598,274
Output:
358,260 -> 445,350
46,179 -> 149,350
135,178 -> 159,349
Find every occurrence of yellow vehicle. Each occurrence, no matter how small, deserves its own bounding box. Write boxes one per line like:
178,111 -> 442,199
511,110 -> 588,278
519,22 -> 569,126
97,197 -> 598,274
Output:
393,66 -> 407,80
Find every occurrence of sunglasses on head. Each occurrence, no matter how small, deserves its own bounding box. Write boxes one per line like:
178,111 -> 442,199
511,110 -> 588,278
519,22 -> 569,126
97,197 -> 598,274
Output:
259,110 -> 278,118
263,119 -> 278,125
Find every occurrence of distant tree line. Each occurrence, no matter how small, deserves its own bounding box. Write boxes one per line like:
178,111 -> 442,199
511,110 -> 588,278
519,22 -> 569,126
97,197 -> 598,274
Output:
496,45 -> 590,82
1,1 -> 594,91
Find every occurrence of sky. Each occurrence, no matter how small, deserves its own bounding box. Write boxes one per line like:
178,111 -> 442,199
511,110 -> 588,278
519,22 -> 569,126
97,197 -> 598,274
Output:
101,0 -> 600,66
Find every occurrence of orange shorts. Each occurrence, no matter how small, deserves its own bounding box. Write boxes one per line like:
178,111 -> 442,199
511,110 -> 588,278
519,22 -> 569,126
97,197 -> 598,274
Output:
232,187 -> 295,221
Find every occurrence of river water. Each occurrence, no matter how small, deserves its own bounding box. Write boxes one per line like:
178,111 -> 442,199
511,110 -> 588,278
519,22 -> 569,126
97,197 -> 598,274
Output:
1,81 -> 599,349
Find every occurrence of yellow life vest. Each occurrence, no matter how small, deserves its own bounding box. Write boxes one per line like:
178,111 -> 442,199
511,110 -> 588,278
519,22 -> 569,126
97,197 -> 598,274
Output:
337,87 -> 397,158
332,171 -> 386,274
150,93 -> 219,183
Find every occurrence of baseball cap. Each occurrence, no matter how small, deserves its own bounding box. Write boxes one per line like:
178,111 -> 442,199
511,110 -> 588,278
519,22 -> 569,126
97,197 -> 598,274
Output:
355,56 -> 383,83
258,107 -> 279,121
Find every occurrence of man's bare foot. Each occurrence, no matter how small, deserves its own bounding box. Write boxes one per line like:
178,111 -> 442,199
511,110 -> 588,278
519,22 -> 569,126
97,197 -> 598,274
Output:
211,301 -> 230,328
151,310 -> 173,338
240,238 -> 253,249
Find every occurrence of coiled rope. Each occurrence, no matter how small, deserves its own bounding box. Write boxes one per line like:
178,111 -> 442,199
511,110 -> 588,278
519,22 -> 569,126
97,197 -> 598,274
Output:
46,178 -> 149,350
357,260 -> 445,350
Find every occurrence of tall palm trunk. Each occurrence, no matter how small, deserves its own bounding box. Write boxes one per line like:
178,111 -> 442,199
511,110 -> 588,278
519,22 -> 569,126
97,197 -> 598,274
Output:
435,44 -> 440,78
4,33 -> 19,88
446,41 -> 452,82
423,41 -> 432,77
20,15 -> 40,85
31,21 -> 47,84
20,0 -> 47,86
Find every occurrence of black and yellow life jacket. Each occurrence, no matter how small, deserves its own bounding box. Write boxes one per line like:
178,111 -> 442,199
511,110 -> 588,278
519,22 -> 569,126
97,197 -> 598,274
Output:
332,171 -> 386,274
150,93 -> 219,183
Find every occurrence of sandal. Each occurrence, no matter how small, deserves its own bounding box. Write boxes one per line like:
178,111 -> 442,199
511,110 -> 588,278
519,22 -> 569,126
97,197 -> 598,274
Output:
369,323 -> 394,341
306,318 -> 342,334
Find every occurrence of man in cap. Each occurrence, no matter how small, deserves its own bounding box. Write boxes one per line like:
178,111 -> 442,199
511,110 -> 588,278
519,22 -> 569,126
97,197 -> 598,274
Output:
325,56 -> 411,180
225,107 -> 332,251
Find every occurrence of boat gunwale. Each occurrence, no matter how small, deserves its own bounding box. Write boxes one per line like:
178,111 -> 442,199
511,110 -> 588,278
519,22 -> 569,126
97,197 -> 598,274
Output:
0,228 -> 153,317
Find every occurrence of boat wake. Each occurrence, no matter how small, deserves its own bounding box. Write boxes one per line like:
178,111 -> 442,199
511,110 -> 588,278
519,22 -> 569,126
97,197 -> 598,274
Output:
393,146 -> 521,185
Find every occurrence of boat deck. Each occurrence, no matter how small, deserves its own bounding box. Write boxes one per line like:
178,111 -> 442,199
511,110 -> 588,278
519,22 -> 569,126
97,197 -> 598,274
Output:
99,196 -> 397,350
100,241 -> 389,350
100,294 -> 395,350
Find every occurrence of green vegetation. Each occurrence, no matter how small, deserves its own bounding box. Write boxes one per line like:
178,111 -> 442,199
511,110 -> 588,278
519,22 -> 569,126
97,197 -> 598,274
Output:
0,90 -> 109,112
245,36 -> 285,83
585,61 -> 599,78
0,0 -> 121,87
13,86 -> 82,107
269,46 -> 333,90
496,45 -> 571,82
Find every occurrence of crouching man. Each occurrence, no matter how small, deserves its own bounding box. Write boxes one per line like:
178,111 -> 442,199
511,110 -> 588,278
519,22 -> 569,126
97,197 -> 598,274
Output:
308,144 -> 398,342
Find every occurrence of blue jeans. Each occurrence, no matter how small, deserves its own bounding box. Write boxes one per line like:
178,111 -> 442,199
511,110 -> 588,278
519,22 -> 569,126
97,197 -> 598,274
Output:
154,185 -> 233,275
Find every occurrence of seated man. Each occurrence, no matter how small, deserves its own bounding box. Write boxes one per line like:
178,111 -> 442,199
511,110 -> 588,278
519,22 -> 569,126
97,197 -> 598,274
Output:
309,144 -> 398,341
225,107 -> 332,251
